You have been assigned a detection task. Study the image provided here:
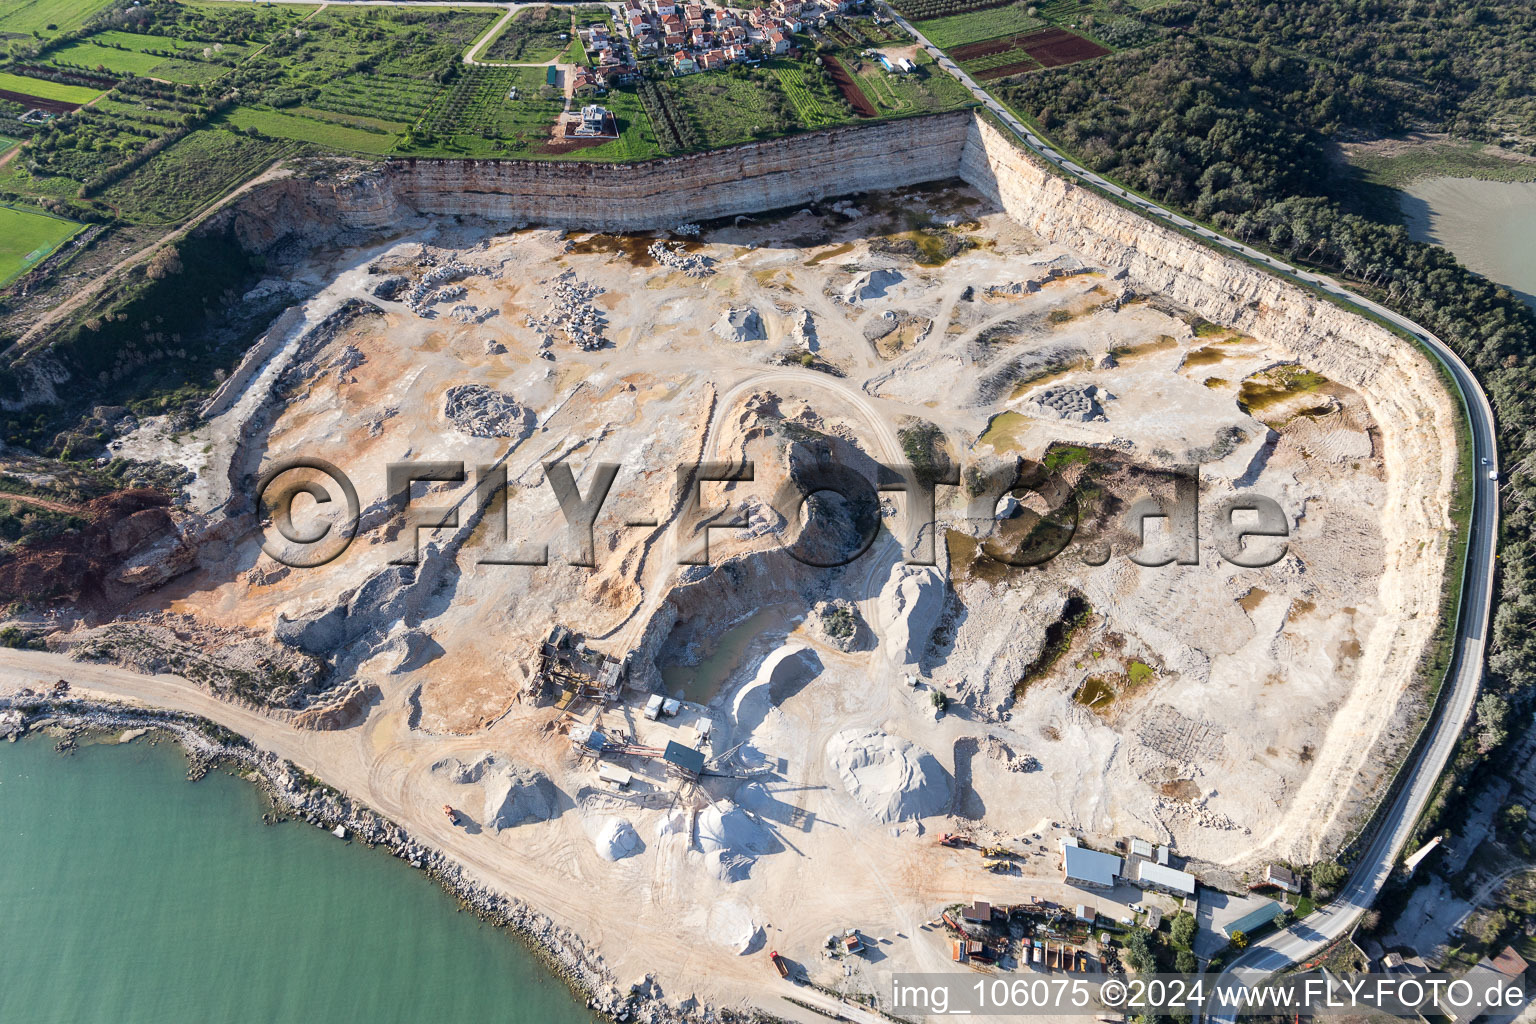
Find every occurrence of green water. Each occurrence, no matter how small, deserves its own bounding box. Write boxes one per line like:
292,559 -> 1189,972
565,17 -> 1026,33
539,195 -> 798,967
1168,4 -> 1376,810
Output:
659,605 -> 792,704
0,735 -> 597,1024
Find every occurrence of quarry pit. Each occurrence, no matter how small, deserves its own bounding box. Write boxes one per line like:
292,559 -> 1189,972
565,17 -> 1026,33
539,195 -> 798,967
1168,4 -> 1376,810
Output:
4,115 -> 1463,1019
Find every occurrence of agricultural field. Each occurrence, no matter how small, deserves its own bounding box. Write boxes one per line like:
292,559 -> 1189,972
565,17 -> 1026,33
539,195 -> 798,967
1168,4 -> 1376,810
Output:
913,3 -> 1043,49
310,74 -> 439,132
0,0 -> 115,40
768,59 -> 849,129
46,28 -> 248,84
662,66 -> 819,150
222,106 -> 400,155
0,71 -> 105,105
0,204 -> 82,286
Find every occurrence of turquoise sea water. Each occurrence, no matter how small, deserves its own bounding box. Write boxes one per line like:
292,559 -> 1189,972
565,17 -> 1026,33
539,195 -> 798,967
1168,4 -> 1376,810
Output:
0,735 -> 596,1024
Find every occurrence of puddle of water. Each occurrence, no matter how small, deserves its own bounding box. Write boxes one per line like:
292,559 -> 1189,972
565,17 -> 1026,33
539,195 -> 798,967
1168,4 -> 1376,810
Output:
659,605 -> 796,705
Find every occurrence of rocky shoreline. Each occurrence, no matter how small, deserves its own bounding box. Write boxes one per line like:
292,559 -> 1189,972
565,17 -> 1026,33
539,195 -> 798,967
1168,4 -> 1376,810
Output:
0,694 -> 779,1024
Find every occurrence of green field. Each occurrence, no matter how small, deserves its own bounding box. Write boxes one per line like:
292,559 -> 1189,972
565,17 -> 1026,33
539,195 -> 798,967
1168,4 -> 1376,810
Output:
0,205 -> 83,286
0,0 -> 115,38
223,106 -> 400,155
46,41 -> 168,76
769,60 -> 842,128
914,4 -> 1043,48
0,71 -> 105,105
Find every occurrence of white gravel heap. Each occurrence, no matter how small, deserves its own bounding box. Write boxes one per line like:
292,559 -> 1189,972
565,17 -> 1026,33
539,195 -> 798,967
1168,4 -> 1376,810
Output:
712,306 -> 765,343
596,817 -> 642,861
697,799 -> 775,855
844,268 -> 902,304
431,754 -> 557,831
443,383 -> 535,439
876,565 -> 945,668
649,240 -> 714,276
826,728 -> 953,824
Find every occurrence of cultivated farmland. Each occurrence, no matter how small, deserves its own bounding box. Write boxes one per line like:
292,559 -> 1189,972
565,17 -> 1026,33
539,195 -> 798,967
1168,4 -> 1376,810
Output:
914,4 -> 1043,48
223,106 -> 400,156
0,71 -> 105,106
0,0 -> 115,39
769,59 -> 848,129
480,5 -> 607,63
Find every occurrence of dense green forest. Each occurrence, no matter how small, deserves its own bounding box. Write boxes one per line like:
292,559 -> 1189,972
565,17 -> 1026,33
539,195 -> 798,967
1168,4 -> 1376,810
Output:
1000,0 -> 1536,870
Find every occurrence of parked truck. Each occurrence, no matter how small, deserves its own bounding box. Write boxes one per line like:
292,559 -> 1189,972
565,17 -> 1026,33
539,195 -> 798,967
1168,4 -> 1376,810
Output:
770,951 -> 789,978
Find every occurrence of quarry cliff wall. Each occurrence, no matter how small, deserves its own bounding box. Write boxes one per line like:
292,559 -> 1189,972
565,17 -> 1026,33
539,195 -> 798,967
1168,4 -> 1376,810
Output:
388,112 -> 973,231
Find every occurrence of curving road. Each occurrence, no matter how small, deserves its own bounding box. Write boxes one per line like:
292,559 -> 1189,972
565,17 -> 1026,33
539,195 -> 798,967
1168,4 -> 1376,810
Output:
882,1 -> 1502,1000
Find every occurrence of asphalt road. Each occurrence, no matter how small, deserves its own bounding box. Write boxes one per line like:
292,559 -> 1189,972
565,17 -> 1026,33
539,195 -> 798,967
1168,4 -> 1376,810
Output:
883,4 -> 1503,1002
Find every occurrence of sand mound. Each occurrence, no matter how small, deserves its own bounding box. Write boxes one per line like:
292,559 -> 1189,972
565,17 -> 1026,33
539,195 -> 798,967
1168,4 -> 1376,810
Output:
846,268 -> 902,303
826,728 -> 953,823
431,754 -> 558,831
596,817 -> 642,861
732,643 -> 822,733
698,800 -> 776,855
876,565 -> 945,668
697,799 -> 778,883
712,306 -> 765,342
706,899 -> 764,955
656,808 -> 689,839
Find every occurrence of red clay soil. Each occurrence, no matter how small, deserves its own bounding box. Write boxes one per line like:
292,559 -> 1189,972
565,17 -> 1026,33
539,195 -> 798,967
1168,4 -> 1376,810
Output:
976,60 -> 1041,80
951,34 -> 1036,61
1018,27 -> 1109,67
826,56 -> 877,118
0,489 -> 178,606
0,89 -> 80,114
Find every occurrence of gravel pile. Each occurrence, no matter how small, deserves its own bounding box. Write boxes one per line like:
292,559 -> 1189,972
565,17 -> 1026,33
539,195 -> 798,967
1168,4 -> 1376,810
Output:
443,384 -> 535,440
648,241 -> 714,277
526,272 -> 607,350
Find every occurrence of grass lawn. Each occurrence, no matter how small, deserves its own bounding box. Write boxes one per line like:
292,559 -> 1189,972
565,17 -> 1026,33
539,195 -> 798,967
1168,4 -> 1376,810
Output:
0,0 -> 115,38
1349,140 -> 1536,189
0,136 -> 18,157
222,106 -> 400,155
915,4 -> 1042,48
0,205 -> 84,286
0,72 -> 105,105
